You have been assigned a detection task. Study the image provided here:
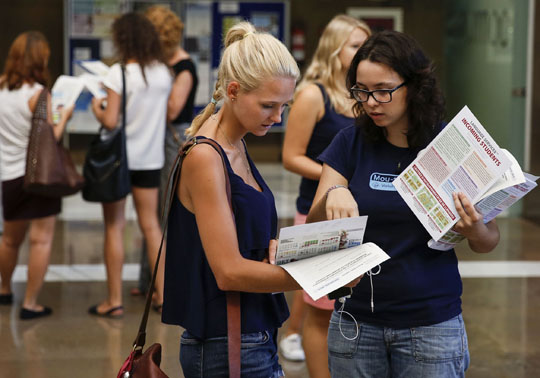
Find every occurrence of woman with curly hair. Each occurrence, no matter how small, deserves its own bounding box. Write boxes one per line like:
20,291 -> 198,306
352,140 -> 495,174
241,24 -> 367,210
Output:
0,31 -> 73,319
307,30 -> 499,377
281,14 -> 370,377
126,6 -> 199,299
145,6 -> 198,184
89,12 -> 171,318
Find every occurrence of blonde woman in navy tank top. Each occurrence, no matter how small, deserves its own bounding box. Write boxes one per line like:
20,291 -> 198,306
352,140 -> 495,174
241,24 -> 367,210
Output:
162,22 -> 364,377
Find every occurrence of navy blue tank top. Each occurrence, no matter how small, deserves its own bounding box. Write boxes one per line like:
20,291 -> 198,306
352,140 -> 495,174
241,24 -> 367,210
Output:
170,59 -> 198,125
162,137 -> 289,339
296,84 -> 355,214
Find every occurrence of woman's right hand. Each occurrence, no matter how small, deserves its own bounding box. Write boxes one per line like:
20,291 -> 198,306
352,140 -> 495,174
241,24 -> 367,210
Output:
91,97 -> 104,116
325,187 -> 359,220
344,275 -> 363,288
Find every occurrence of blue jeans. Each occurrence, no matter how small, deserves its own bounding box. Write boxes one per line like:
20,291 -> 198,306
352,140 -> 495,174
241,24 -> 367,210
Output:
180,329 -> 284,378
327,310 -> 469,378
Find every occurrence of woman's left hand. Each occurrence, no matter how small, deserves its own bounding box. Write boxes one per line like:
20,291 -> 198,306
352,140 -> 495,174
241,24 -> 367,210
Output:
452,191 -> 500,253
452,192 -> 485,238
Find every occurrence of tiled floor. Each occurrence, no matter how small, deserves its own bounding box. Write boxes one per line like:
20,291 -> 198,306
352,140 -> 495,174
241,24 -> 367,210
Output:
1,163 -> 540,377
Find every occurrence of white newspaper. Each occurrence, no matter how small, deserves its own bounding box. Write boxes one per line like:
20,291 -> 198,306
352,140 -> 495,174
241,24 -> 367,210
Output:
51,75 -> 85,122
393,106 -> 512,241
79,73 -> 107,99
428,172 -> 539,251
276,217 -> 390,301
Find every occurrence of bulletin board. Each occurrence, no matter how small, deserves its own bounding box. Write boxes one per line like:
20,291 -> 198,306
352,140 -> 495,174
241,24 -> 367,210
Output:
182,0 -> 289,129
65,0 -> 289,133
66,0 -> 180,133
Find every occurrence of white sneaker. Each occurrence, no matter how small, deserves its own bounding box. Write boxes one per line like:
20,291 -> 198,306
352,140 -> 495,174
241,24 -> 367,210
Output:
279,333 -> 305,361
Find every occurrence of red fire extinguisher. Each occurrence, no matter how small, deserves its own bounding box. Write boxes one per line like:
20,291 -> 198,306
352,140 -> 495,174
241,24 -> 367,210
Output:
291,27 -> 305,63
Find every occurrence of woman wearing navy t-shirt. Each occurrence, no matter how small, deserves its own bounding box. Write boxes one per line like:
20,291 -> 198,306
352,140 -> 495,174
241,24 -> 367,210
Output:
308,30 -> 500,378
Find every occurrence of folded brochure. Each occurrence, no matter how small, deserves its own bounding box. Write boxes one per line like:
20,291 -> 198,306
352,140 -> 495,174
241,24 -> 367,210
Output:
276,216 -> 390,301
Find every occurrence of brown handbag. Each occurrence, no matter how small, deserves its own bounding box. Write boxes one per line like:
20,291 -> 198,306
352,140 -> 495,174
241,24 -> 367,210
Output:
117,137 -> 241,378
24,88 -> 84,197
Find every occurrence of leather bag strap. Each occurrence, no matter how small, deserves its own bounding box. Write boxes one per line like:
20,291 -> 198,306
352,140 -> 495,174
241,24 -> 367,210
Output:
33,88 -> 48,121
166,122 -> 183,146
226,291 -> 241,378
121,64 -> 126,130
133,137 -> 241,378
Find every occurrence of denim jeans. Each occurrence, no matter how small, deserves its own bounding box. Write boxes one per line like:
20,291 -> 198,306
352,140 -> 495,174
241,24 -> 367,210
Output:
180,329 -> 285,378
327,310 -> 469,378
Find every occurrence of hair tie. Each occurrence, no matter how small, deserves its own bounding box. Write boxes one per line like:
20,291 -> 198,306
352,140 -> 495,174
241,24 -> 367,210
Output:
243,31 -> 254,39
211,97 -> 218,105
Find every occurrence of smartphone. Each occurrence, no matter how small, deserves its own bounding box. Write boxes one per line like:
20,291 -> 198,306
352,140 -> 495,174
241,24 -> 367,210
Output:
327,287 -> 353,300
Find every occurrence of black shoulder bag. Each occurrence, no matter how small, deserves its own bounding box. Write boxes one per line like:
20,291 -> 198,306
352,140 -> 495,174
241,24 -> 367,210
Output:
82,65 -> 131,202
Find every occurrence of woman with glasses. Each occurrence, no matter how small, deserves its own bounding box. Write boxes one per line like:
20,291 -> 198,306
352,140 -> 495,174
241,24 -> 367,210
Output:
307,30 -> 500,377
281,15 -> 370,377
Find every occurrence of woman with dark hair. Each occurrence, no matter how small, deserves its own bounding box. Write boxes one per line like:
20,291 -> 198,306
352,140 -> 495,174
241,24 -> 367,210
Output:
89,12 -> 172,318
0,31 -> 73,319
124,6 -> 200,299
308,30 -> 499,377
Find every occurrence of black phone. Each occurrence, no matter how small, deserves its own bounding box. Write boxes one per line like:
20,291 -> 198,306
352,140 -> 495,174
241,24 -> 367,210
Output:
327,287 -> 353,300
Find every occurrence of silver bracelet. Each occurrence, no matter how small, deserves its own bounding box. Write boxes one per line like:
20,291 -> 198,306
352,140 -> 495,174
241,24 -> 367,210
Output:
325,184 -> 347,199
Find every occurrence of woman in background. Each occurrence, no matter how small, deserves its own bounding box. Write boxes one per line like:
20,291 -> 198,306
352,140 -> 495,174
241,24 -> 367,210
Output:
89,12 -> 171,318
128,6 -> 200,300
281,14 -> 370,376
0,31 -> 73,320
145,5 -> 198,191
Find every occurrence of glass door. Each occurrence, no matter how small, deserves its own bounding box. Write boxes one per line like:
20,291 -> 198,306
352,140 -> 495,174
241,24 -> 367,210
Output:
444,0 -> 530,215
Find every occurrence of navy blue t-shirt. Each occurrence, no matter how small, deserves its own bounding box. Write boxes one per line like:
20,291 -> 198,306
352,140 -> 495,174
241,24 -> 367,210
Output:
296,84 -> 355,214
319,125 -> 462,328
162,137 -> 289,339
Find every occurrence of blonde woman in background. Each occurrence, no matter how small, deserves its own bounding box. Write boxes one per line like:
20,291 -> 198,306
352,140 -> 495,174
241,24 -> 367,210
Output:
281,14 -> 371,377
162,22 -> 363,377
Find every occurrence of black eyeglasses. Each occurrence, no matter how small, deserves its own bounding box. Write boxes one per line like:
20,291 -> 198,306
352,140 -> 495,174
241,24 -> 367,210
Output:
350,82 -> 406,103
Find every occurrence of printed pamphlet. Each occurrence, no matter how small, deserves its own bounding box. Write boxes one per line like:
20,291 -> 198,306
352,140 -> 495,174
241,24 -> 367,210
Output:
79,73 -> 107,99
50,60 -> 110,121
51,75 -> 85,123
276,216 -> 390,301
428,171 -> 539,250
393,106 -> 513,241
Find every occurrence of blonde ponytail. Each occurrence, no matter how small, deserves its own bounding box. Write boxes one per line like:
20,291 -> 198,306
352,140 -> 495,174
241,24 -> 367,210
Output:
185,83 -> 223,136
224,22 -> 256,48
186,21 -> 299,137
